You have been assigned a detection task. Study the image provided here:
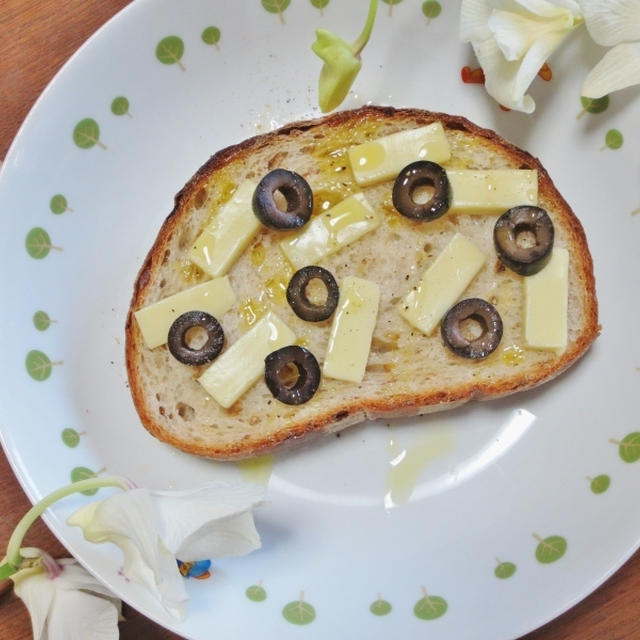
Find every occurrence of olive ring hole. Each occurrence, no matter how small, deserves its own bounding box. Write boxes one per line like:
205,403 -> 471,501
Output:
459,314 -> 487,342
409,178 -> 436,205
286,266 -> 339,322
167,311 -> 224,366
513,223 -> 537,250
183,325 -> 209,350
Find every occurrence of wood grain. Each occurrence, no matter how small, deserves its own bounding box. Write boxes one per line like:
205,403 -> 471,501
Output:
0,1 -> 638,639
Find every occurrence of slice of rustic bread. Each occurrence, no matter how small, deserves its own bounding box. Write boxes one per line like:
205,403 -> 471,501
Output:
125,106 -> 598,460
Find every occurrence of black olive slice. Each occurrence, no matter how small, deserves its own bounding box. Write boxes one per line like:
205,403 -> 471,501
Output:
286,266 -> 339,322
392,160 -> 451,221
252,169 -> 313,230
264,345 -> 321,405
494,205 -> 554,276
167,311 -> 224,366
441,298 -> 503,359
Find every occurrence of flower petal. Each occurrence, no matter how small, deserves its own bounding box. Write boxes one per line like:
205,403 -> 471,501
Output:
580,0 -> 640,46
13,569 -> 54,640
152,482 -> 265,558
512,26 -> 572,97
68,490 -> 187,618
581,42 -> 640,97
470,36 -> 537,111
47,586 -> 119,640
488,6 -> 575,60
460,0 -> 494,43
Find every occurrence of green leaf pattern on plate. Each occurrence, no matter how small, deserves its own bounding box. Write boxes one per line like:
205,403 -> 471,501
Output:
612,432 -> 640,463
111,96 -> 131,117
494,560 -> 516,579
49,194 -> 72,214
61,428 -> 81,448
282,592 -> 315,625
71,466 -> 99,495
370,595 -> 392,616
604,129 -> 623,150
261,0 -> 290,24
589,474 -> 610,494
413,588 -> 447,620
201,26 -> 221,48
25,350 -> 60,381
534,534 -> 567,564
578,95 -> 609,117
156,36 -> 186,70
246,583 -> 267,601
32,310 -> 51,331
73,118 -> 106,150
310,0 -> 330,12
26,227 -> 60,259
422,0 -> 441,21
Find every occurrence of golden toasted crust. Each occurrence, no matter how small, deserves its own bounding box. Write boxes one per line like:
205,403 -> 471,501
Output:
125,106 -> 598,459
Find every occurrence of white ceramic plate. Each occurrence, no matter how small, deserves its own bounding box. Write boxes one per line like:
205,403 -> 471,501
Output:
1,1 -> 639,638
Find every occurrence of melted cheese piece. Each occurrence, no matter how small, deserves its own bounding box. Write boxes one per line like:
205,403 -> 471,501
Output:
134,277 -> 235,349
280,193 -> 380,269
198,312 -> 295,408
399,233 -> 487,335
524,248 -> 568,354
189,180 -> 261,277
348,123 -> 451,186
323,276 -> 380,383
447,169 -> 538,214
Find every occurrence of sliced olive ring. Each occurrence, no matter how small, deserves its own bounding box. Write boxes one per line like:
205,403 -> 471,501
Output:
392,160 -> 451,221
286,266 -> 339,322
494,205 -> 554,276
441,298 -> 503,360
264,345 -> 321,405
252,168 -> 313,230
167,311 -> 224,366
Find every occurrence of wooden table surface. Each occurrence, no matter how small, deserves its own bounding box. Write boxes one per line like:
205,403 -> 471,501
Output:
1,1 -> 638,638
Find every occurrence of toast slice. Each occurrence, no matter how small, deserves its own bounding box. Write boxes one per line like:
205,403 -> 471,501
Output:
125,106 -> 598,460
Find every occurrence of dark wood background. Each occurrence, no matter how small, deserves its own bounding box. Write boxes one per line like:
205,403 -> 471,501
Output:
1,2 -> 638,638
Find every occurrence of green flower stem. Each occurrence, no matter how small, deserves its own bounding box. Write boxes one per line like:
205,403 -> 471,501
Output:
4,476 -> 128,571
352,0 -> 378,56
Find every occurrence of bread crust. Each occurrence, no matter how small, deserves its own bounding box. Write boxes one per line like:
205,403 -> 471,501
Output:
125,106 -> 598,459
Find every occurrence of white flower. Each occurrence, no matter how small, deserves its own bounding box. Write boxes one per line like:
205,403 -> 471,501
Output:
580,0 -> 640,97
460,0 -> 583,112
11,550 -> 121,640
67,482 -> 264,619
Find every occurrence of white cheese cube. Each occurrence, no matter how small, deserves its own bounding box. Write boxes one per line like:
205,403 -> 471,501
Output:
134,277 -> 236,349
447,169 -> 538,214
524,248 -> 568,354
348,123 -> 451,187
399,233 -> 487,335
323,276 -> 380,383
189,180 -> 261,277
280,193 -> 380,270
198,312 -> 295,408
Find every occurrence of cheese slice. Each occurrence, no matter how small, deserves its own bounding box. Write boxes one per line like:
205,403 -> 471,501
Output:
323,276 -> 380,383
524,248 -> 568,354
447,169 -> 538,214
348,123 -> 451,186
280,193 -> 380,270
198,312 -> 295,408
134,277 -> 235,349
399,233 -> 487,335
189,180 -> 260,277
